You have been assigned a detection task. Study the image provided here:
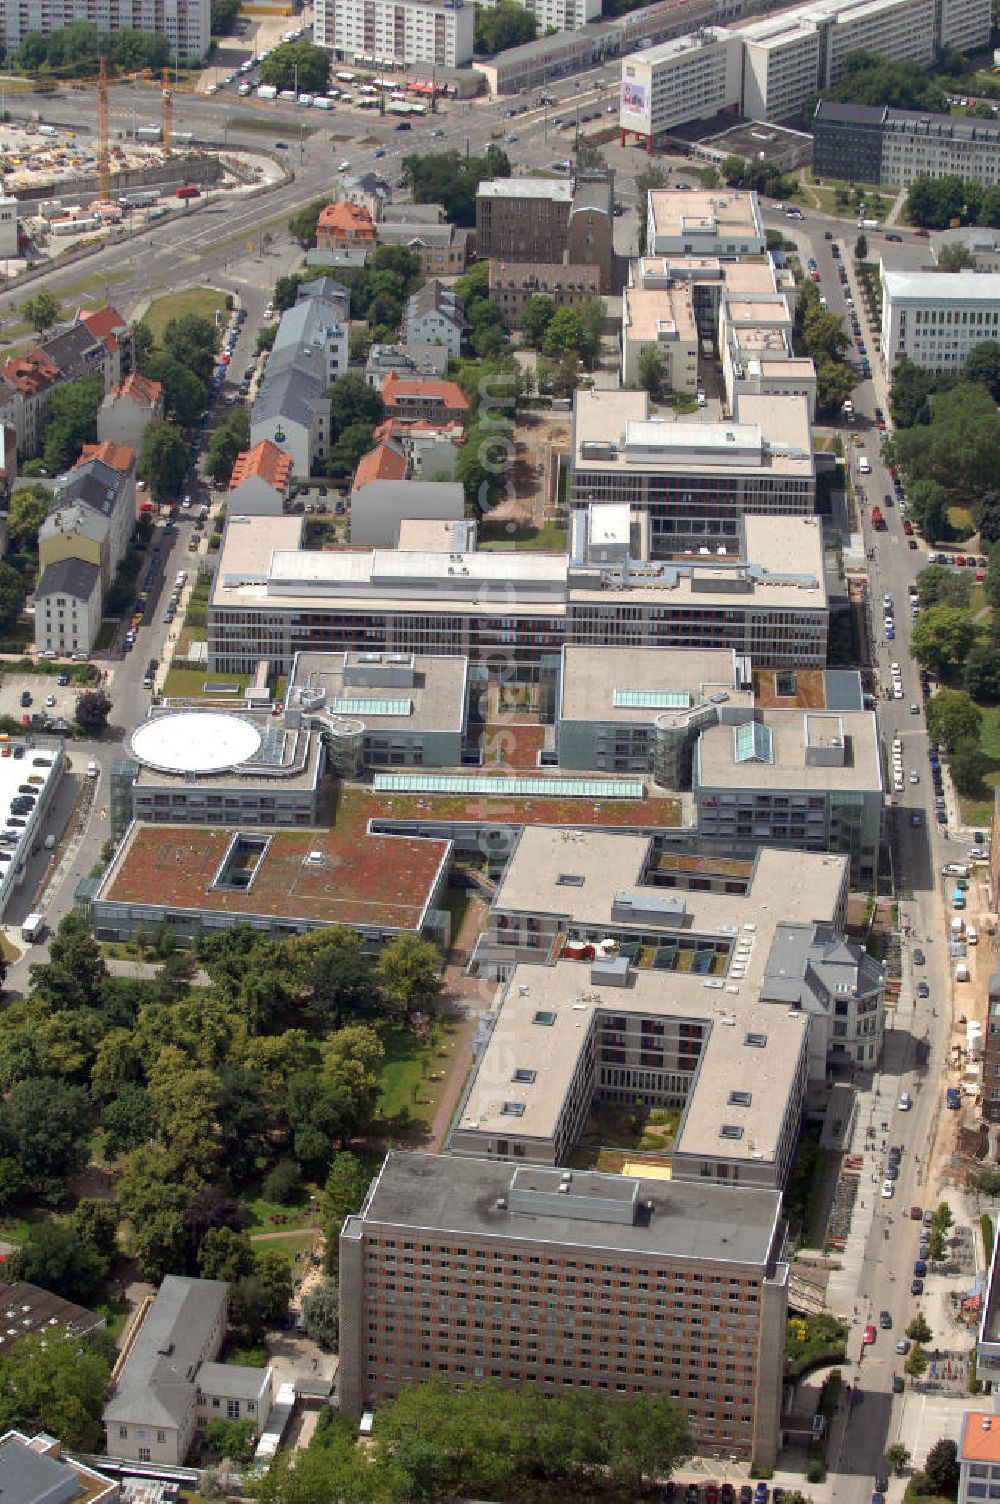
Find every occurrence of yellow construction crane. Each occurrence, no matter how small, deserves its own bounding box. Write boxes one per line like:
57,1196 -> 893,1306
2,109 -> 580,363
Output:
162,66 -> 172,157
97,55 -> 110,205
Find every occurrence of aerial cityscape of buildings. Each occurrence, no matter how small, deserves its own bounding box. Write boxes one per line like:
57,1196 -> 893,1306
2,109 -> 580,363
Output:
4,0 -> 1000,1482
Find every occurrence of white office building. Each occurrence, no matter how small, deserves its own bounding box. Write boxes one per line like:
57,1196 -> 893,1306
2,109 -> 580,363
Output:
315,0 -> 474,67
478,0 -> 599,29
620,30 -> 742,148
880,268 -> 1000,373
740,14 -> 821,122
645,189 -> 765,258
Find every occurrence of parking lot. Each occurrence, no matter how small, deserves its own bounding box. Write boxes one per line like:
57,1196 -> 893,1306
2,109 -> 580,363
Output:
0,674 -> 79,725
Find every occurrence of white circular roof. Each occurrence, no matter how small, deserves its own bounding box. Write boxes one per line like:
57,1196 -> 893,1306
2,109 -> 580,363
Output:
131,711 -> 262,775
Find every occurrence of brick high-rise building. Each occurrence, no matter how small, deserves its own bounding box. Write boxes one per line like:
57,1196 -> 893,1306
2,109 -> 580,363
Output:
339,1151 -> 788,1468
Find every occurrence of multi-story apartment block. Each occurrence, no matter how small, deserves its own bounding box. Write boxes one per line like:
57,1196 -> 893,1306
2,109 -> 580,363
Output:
695,710 -> 882,885
207,507 -> 828,675
881,269 -> 1000,373
376,219 -> 471,276
476,176 -> 614,291
570,387 -> 815,553
477,179 -> 575,264
982,968 -> 1000,1126
402,282 -> 464,359
479,0 -> 600,30
619,0 -> 987,136
339,1150 -> 789,1467
316,201 -> 378,251
39,453 -> 135,592
1,0 -> 209,58
250,280 -> 349,479
620,30 -> 742,151
489,261 -> 601,324
314,0 -> 474,68
814,100 -> 1000,189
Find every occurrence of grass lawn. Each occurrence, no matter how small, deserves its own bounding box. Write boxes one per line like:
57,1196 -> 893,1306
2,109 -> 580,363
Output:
247,1231 -> 315,1265
143,287 -> 228,346
478,520 -> 568,552
979,707 -> 1000,759
948,504 -> 977,539
162,666 -> 249,698
245,1190 -> 317,1234
226,113 -> 315,136
377,1020 -> 457,1128
442,886 -> 473,946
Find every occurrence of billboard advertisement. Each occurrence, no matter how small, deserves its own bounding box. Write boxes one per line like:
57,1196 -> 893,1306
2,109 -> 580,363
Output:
621,79 -> 647,118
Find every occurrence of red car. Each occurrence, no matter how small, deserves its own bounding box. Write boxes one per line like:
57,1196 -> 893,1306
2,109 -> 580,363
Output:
976,571 -> 986,581
956,555 -> 966,566
910,1205 -> 923,1220
863,1324 -> 877,1345
903,521 -> 913,535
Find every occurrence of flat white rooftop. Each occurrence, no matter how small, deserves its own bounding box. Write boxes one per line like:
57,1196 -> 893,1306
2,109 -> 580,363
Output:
882,268 -> 1000,303
130,711 -> 263,775
478,178 -> 573,201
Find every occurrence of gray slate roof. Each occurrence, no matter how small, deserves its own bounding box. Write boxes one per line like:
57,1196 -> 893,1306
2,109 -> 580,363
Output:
253,365 -> 328,429
52,457 -> 127,519
104,1276 -> 227,1432
37,324 -> 105,378
761,921 -> 883,1012
35,557 -> 100,602
0,1437 -> 82,1504
296,276 -> 350,312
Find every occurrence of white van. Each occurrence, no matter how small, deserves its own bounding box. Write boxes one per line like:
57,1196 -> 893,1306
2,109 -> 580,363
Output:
858,456 -> 871,474
968,924 -> 978,945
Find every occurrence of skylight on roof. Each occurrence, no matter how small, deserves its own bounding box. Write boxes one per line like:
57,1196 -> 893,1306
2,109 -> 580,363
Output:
734,721 -> 773,764
501,1102 -> 526,1117
612,689 -> 692,709
334,697 -> 413,716
729,1090 -> 753,1106
720,1124 -> 744,1140
373,773 -> 644,799
744,1031 -> 768,1048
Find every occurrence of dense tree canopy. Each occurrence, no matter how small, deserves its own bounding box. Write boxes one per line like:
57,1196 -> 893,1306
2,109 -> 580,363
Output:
138,421 -> 187,502
805,51 -> 949,126
259,41 -> 330,94
41,377 -> 102,475
402,146 -> 511,228
474,1 -> 537,53
893,384 -> 1000,504
17,22 -> 170,73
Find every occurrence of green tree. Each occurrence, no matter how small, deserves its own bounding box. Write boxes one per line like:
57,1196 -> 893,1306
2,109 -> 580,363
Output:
259,39 -> 330,93
456,418 -> 515,516
142,352 -> 207,428
905,173 -> 977,229
964,646 -> 1000,703
926,1225 -> 947,1261
0,562 -> 26,631
18,1219 -> 108,1302
139,421 -> 187,502
198,1225 -> 255,1283
262,1158 -> 303,1206
6,484 -> 50,553
22,291 -> 62,338
891,359 -> 937,429
916,564 -> 971,609
327,373 -> 385,435
886,1444 -> 911,1474
933,1201 -> 954,1234
205,405 -> 250,487
210,0 -> 240,33
321,1024 -> 385,1141
904,1345 -> 929,1378
926,688 -> 982,749
906,1311 -> 932,1344
376,933 -> 441,1018
908,479 -> 950,541
964,341 -> 1000,400
74,688 -> 112,733
521,294 -> 556,350
924,1439 -> 960,1498
204,1417 -> 256,1463
330,421 -> 377,477
0,1327 -> 110,1449
102,1084 -> 153,1157
289,198 -> 329,251
321,1151 -> 370,1268
2,1077 -> 91,1199
936,242 -> 977,271
301,1276 -> 340,1351
71,1197 -> 119,1261
976,488 -> 1000,545
402,146 -> 511,228
29,913 -> 107,1014
909,605 -> 976,675
474,0 -> 536,52
41,376 -> 103,474
638,344 -> 669,400
816,355 -> 857,413
251,1249 -> 294,1323
161,313 -> 218,387
855,232 -> 868,262
272,274 -> 301,314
